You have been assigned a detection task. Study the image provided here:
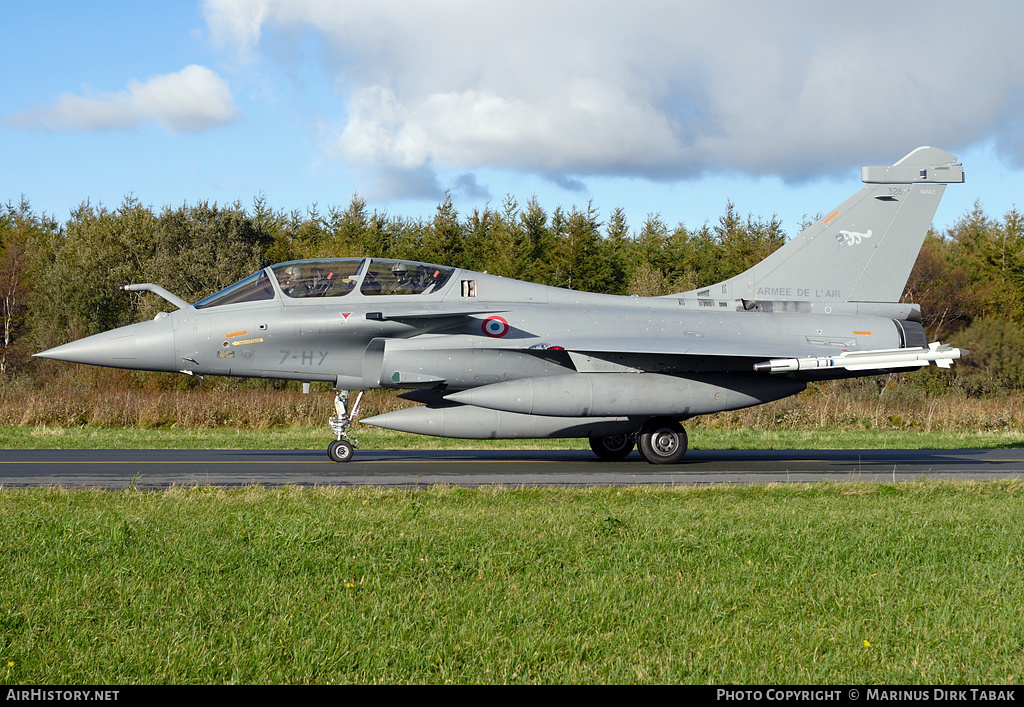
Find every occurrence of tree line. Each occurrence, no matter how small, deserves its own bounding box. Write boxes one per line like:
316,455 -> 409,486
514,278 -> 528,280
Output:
1,192 -> 1022,391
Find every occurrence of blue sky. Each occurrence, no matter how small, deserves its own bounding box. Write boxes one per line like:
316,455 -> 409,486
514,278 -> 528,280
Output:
2,1 -> 1022,239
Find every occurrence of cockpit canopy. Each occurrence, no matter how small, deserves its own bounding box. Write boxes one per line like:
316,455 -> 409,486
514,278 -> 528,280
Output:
193,270 -> 275,309
273,259 -> 365,299
193,258 -> 456,309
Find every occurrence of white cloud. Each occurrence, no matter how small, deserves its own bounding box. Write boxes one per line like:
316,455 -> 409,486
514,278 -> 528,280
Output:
203,0 -> 271,61
202,0 -> 1024,197
5,65 -> 239,134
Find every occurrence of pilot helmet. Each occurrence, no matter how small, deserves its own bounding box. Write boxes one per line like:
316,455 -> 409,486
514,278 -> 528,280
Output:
281,265 -> 303,284
392,262 -> 409,278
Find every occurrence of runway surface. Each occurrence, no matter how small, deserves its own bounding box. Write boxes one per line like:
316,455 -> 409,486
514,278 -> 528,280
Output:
1,448 -> 1023,489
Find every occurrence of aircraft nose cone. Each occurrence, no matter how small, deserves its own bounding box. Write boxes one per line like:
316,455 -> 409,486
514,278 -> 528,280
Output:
35,316 -> 178,372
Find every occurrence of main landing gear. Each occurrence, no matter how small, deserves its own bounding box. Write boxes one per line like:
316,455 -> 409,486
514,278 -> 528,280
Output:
589,417 -> 688,465
328,390 -> 362,462
637,417 -> 688,464
589,433 -> 635,460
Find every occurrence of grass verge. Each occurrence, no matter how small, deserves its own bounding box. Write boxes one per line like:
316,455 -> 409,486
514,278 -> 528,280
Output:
2,425 -> 1024,450
1,482 -> 1022,684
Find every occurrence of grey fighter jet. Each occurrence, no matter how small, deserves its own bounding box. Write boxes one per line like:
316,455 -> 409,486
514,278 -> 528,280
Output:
37,147 -> 968,463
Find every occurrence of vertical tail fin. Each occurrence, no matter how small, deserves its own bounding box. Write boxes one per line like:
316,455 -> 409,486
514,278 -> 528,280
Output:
679,147 -> 964,311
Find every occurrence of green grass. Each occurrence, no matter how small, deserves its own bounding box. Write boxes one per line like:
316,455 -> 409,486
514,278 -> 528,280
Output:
0,426 -> 588,450
1,482 -> 1022,684
3,423 -> 1023,683
2,424 -> 1024,450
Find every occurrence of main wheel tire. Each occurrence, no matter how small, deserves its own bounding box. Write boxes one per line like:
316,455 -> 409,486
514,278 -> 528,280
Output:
589,434 -> 635,460
638,419 -> 687,464
328,439 -> 354,463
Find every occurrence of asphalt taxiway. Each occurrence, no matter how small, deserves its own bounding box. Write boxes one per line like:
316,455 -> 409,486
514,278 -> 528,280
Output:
1,448 -> 1022,489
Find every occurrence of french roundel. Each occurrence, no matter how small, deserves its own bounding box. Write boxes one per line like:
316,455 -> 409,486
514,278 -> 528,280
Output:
481,316 -> 510,338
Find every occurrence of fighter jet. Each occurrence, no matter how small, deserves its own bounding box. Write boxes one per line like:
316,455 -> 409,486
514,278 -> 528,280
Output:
36,147 -> 967,463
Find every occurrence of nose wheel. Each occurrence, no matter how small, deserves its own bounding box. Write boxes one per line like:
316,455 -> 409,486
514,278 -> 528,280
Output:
328,390 -> 362,462
328,439 -> 354,463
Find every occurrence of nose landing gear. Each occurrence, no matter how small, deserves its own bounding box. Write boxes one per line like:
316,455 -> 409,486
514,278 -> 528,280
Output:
328,390 -> 362,462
